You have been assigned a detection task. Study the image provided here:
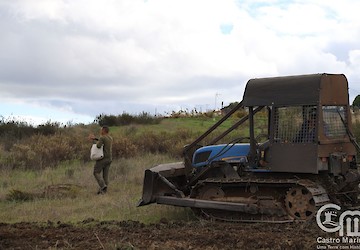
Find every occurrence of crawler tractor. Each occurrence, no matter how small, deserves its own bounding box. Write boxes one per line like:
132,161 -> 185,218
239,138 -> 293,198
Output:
138,73 -> 360,222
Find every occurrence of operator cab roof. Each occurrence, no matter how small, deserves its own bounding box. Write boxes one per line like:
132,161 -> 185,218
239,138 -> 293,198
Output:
242,73 -> 349,107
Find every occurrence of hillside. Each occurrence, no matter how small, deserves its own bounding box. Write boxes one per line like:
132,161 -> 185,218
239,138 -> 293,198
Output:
0,114 -> 359,249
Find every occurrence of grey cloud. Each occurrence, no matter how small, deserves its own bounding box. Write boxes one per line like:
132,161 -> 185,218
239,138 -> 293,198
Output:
1,1 -> 360,122
325,41 -> 360,62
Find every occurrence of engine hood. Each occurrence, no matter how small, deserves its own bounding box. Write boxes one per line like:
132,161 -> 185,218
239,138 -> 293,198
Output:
192,143 -> 250,168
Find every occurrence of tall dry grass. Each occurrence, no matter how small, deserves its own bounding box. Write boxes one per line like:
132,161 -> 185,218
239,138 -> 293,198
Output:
0,154 -> 195,224
0,117 -> 232,224
0,121 -> 204,170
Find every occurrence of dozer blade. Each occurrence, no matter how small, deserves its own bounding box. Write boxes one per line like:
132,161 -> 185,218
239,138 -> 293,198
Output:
137,162 -> 186,207
137,169 -> 157,206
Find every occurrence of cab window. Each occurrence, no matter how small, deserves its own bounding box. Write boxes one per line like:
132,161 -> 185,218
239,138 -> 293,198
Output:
322,106 -> 347,139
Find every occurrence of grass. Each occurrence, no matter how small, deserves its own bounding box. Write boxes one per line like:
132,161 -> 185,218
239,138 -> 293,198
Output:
0,116 -> 247,225
0,154 -> 196,224
2,112 -> 357,225
111,116 -> 242,135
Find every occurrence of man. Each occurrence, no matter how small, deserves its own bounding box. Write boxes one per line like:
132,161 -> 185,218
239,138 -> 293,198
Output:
294,111 -> 316,143
89,125 -> 113,194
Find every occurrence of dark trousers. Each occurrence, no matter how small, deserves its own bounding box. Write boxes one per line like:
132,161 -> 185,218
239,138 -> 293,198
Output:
93,159 -> 112,189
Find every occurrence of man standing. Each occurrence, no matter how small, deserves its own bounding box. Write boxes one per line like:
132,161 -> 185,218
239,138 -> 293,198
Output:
89,125 -> 113,194
294,110 -> 317,143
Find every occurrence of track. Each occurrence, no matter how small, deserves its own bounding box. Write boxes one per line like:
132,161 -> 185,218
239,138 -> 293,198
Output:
190,177 -> 330,223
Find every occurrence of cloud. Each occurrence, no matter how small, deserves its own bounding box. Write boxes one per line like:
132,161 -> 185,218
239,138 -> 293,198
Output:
0,0 -> 359,123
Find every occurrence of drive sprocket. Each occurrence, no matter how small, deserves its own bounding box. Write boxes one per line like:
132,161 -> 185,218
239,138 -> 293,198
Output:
284,186 -> 316,220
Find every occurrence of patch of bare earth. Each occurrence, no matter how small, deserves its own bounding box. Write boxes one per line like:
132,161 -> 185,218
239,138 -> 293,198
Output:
0,219 -> 332,249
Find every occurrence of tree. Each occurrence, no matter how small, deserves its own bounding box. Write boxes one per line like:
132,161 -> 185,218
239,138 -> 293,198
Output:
352,95 -> 360,110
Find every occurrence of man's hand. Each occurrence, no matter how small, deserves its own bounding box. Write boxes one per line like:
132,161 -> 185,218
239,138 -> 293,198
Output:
88,134 -> 97,140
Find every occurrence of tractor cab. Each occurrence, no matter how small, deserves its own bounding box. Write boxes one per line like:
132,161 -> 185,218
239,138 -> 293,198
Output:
244,74 -> 356,175
190,73 -> 357,175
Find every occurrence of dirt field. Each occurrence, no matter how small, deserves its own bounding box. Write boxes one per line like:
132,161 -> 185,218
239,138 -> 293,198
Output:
0,219 -> 332,249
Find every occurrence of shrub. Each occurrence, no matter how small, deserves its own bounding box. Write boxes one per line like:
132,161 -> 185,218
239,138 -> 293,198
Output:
352,121 -> 360,157
233,109 -> 248,119
95,112 -> 162,126
112,136 -> 139,158
131,128 -> 195,158
135,130 -> 171,154
0,119 -> 67,151
35,121 -> 60,135
0,119 -> 35,150
3,133 -> 88,170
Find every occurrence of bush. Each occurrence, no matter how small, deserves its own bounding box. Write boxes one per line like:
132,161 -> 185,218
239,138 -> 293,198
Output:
0,122 -> 196,170
352,121 -> 360,156
95,112 -> 162,126
0,119 -> 35,150
2,132 -> 89,170
0,119 -> 65,151
131,128 -> 195,158
112,136 -> 139,158
35,121 -> 61,135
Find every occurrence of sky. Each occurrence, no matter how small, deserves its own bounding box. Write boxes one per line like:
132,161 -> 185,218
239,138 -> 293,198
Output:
0,0 -> 360,125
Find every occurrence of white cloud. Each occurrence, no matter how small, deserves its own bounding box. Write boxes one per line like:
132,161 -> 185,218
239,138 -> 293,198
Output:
0,0 -> 360,124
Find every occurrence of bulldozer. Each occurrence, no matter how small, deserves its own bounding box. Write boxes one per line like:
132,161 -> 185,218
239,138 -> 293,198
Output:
138,73 -> 360,222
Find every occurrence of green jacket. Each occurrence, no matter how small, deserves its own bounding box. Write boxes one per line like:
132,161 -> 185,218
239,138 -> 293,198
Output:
96,134 -> 113,161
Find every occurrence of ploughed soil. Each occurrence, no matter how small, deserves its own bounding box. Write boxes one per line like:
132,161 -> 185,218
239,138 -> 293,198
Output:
0,219 -> 331,249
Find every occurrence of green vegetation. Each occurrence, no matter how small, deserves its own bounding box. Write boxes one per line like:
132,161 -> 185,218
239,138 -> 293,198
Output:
0,113 -> 255,170
95,112 -> 162,126
0,114 -> 244,224
353,95 -> 360,110
1,111 -> 360,224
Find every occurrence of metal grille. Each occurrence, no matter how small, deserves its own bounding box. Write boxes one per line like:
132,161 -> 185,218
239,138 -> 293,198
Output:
274,106 -> 317,143
322,106 -> 347,139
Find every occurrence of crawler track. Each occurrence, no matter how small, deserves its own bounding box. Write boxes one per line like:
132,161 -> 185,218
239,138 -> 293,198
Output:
190,177 -> 330,223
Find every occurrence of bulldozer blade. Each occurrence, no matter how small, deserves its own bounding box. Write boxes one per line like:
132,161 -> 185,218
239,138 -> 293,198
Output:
137,162 -> 186,207
137,169 -> 157,206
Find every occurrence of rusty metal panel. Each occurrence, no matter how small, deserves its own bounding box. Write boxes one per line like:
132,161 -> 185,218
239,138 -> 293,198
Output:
267,143 -> 318,173
319,74 -> 348,105
242,73 -> 349,107
242,74 -> 323,106
318,143 -> 356,157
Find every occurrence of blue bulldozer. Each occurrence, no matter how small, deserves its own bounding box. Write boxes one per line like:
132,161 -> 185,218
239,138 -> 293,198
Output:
138,73 -> 360,222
